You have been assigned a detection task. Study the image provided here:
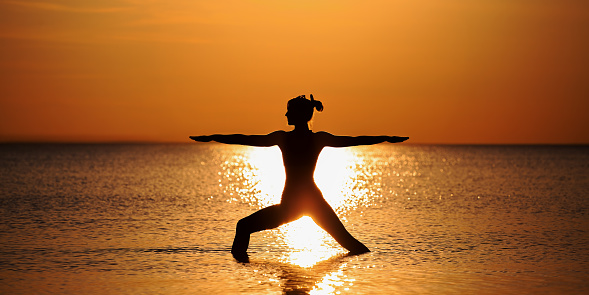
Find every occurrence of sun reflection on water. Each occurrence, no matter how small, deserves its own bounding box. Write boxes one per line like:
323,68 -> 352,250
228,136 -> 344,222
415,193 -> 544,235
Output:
278,216 -> 344,268
310,263 -> 355,295
246,146 -> 363,269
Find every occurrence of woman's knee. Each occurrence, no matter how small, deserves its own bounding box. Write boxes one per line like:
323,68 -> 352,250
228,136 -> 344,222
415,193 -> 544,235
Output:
236,218 -> 250,233
236,215 -> 271,233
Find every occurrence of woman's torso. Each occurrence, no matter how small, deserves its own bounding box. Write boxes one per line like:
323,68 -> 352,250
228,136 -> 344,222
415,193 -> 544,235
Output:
278,130 -> 324,200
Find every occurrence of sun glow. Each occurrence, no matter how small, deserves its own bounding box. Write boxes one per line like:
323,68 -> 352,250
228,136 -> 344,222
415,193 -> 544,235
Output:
314,147 -> 358,211
278,216 -> 344,268
248,146 -> 285,206
246,146 -> 362,267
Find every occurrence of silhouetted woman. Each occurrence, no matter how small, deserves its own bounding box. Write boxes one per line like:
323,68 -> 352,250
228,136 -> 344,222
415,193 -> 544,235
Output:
190,94 -> 408,262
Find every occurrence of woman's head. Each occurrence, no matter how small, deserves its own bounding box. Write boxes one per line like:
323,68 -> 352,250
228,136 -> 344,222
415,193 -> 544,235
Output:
286,94 -> 323,125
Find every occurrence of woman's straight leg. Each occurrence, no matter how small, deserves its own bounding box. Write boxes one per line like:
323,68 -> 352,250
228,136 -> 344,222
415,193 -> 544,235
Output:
309,199 -> 370,254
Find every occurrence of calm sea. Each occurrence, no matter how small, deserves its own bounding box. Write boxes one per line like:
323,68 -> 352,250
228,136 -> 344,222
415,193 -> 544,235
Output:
0,144 -> 588,294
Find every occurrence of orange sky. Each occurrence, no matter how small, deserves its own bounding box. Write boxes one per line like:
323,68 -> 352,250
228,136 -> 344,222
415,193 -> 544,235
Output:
1,0 -> 588,144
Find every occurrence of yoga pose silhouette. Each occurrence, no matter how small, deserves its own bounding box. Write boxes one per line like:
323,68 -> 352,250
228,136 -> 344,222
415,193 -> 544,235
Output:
190,94 -> 408,262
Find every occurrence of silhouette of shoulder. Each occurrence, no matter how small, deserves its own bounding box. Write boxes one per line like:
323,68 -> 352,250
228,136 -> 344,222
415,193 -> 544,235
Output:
314,131 -> 340,146
248,130 -> 285,146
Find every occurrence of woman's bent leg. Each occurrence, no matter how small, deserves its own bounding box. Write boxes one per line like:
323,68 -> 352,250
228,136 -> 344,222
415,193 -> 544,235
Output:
231,204 -> 295,260
310,200 -> 370,254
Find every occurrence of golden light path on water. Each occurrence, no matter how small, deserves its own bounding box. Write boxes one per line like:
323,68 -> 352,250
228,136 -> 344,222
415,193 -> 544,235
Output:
247,146 -> 362,270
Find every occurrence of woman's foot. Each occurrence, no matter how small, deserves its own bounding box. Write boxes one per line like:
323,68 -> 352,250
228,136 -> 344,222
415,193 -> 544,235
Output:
348,244 -> 370,255
231,249 -> 250,263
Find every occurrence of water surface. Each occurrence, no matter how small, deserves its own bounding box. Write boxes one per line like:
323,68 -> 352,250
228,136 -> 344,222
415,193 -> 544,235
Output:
1,144 -> 588,294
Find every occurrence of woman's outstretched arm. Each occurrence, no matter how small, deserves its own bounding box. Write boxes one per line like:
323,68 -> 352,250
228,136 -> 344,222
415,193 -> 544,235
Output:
317,131 -> 408,147
190,131 -> 284,147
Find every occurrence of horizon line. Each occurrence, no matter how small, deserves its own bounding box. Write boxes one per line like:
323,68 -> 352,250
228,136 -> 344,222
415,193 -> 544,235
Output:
1,140 -> 587,146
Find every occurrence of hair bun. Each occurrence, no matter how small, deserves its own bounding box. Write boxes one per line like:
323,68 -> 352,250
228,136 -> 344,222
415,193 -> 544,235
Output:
313,100 -> 323,112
